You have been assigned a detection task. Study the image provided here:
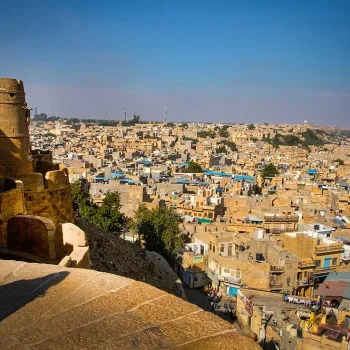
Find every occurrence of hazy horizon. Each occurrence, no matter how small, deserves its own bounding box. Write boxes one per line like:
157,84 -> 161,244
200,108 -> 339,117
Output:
1,1 -> 349,126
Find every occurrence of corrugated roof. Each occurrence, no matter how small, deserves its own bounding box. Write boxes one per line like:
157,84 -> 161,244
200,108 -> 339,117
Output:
326,272 -> 350,283
315,281 -> 349,297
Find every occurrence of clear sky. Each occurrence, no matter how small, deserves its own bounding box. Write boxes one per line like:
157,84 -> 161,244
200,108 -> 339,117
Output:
1,0 -> 349,125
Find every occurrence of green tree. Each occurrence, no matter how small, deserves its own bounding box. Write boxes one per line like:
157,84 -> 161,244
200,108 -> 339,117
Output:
216,146 -> 227,154
262,163 -> 279,179
223,140 -> 238,152
335,158 -> 345,165
248,124 -> 255,130
284,135 -> 302,146
121,114 -> 140,127
134,205 -> 185,258
71,180 -> 92,214
70,181 -> 126,232
198,130 -> 215,138
301,129 -> 324,146
183,161 -> 203,173
219,127 -> 229,138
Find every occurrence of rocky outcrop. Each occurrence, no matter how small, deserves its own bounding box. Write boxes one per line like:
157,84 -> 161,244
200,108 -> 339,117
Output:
76,218 -> 181,294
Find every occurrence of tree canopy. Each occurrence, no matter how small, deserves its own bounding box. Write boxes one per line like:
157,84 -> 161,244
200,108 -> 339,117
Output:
223,140 -> 238,152
216,145 -> 227,154
183,161 -> 203,173
71,181 -> 126,232
134,205 -> 186,258
121,115 -> 140,127
262,163 -> 279,179
219,127 -> 229,138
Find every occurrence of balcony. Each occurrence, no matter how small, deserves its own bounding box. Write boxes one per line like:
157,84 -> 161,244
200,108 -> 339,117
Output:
270,266 -> 284,273
222,276 -> 242,285
314,266 -> 337,274
314,244 -> 343,255
341,253 -> 350,262
297,278 -> 314,287
264,215 -> 299,223
298,260 -> 316,268
206,268 -> 242,285
206,268 -> 219,284
269,281 -> 283,289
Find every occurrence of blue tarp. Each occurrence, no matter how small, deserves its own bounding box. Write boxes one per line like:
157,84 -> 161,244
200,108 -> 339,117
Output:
306,169 -> 319,175
120,178 -> 138,183
204,170 -> 255,182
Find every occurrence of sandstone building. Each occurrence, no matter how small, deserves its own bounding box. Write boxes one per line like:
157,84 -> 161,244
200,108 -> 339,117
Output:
0,78 -> 89,267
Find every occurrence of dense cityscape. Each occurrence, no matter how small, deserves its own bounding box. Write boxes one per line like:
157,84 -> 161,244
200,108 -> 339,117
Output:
28,111 -> 350,348
1,1 -> 350,349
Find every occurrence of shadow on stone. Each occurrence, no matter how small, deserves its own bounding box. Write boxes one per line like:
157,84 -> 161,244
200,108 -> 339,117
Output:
0,271 -> 69,322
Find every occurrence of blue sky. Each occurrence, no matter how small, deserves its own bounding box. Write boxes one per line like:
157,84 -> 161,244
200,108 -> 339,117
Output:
1,0 -> 349,125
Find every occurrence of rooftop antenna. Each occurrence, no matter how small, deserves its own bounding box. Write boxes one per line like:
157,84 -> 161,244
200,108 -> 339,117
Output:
164,103 -> 168,123
124,108 -> 127,121
132,107 -> 136,118
51,101 -> 54,117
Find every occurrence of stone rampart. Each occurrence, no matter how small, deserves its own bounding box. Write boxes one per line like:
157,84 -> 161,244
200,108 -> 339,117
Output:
7,215 -> 56,260
17,169 -> 74,226
0,188 -> 25,245
45,169 -> 69,190
16,173 -> 44,191
31,149 -> 53,171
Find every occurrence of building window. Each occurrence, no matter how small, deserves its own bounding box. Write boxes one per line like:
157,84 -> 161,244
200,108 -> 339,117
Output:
332,258 -> 338,265
317,239 -> 321,245
316,260 -> 321,267
224,268 -> 230,274
220,244 -> 225,253
213,245 -> 215,253
235,269 -> 241,278
209,242 -> 212,251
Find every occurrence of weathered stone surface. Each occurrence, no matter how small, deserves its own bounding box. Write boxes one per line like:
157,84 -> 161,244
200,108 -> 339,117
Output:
61,223 -> 88,248
58,256 -> 71,267
7,215 -> 56,260
0,260 -> 259,349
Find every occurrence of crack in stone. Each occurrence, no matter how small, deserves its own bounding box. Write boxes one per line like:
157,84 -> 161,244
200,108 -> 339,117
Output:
82,309 -> 205,350
27,289 -> 167,347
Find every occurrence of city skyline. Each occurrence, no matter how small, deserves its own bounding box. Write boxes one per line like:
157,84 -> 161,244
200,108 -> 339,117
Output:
1,0 -> 349,125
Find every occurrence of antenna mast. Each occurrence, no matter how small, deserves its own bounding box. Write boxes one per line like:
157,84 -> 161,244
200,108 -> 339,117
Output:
124,108 -> 127,121
164,103 -> 168,123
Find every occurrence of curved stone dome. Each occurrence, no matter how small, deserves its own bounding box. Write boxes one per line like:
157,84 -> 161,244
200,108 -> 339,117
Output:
0,260 -> 258,349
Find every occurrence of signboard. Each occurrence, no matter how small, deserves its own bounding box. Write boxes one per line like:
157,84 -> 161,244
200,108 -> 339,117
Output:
193,255 -> 204,264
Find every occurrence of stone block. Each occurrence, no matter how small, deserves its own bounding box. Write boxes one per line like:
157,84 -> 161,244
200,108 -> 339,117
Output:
16,173 -> 44,191
7,215 -> 56,260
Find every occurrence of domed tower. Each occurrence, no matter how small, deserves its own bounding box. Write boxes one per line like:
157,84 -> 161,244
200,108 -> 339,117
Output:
0,78 -> 33,176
